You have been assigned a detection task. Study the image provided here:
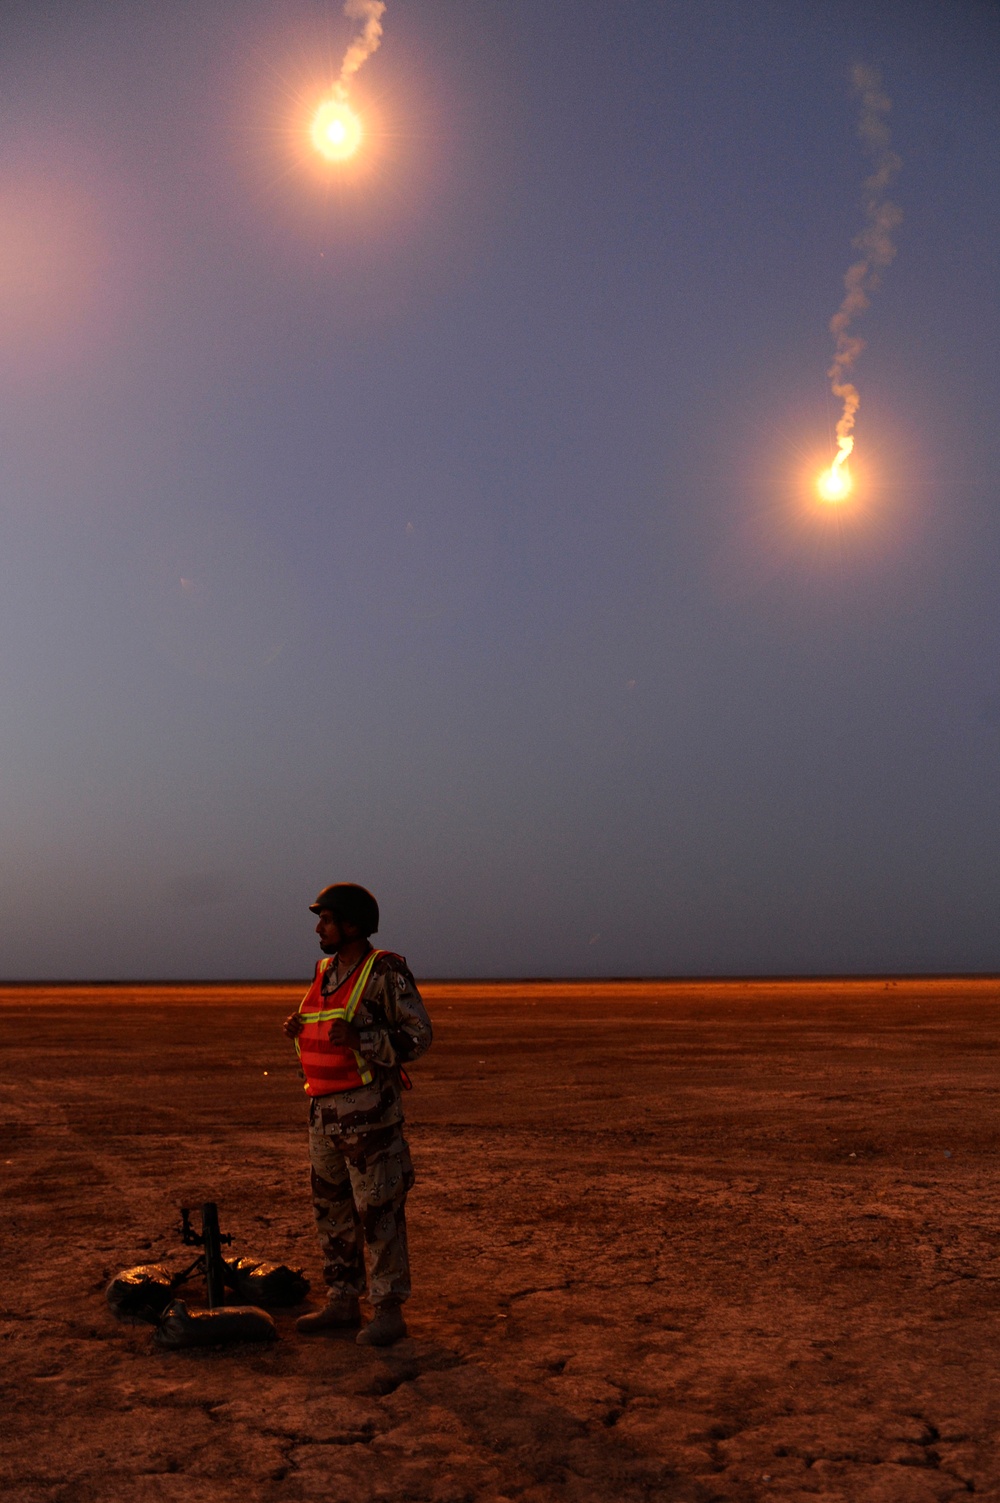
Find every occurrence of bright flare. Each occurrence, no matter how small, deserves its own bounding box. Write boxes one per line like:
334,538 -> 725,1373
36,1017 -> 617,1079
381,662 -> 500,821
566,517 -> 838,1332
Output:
310,98 -> 363,162
309,2 -> 385,165
816,454 -> 853,503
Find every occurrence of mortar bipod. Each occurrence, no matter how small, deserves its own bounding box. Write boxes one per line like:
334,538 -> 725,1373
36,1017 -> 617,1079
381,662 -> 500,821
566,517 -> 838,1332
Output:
178,1202 -> 232,1308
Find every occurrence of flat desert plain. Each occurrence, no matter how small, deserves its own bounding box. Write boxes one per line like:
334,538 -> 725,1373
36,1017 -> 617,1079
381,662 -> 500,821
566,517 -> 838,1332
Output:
3,978 -> 1000,1503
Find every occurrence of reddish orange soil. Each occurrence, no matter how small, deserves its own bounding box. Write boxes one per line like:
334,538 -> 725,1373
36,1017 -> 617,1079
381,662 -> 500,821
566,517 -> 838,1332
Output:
3,978 -> 1000,1502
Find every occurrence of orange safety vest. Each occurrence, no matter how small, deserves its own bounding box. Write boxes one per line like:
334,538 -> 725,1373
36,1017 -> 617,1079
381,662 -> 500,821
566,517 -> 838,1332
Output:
295,949 -> 385,1096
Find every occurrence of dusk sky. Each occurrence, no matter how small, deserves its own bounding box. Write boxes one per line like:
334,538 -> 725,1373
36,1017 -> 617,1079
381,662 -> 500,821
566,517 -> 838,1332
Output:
2,0 -> 998,980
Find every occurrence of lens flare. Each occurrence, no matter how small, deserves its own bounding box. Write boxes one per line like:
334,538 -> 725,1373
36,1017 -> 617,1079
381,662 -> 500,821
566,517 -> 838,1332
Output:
310,98 -> 363,162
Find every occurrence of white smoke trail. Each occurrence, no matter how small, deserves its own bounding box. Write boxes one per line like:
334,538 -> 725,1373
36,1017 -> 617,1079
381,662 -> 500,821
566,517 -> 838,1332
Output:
334,0 -> 386,101
827,64 -> 902,476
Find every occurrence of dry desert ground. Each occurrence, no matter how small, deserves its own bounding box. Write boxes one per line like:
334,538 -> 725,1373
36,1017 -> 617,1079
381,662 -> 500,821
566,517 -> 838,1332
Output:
3,978 -> 1000,1502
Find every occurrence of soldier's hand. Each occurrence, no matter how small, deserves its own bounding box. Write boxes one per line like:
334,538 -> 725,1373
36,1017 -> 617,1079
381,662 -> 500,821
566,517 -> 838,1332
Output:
328,1018 -> 362,1049
283,1012 -> 305,1039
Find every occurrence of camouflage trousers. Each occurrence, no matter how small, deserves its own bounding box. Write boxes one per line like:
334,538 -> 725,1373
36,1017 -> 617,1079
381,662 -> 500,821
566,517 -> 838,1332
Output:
307,1104 -> 416,1307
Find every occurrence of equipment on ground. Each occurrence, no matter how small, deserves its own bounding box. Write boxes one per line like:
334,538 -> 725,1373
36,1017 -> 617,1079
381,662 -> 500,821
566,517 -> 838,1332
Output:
179,1201 -> 231,1308
105,1263 -> 191,1323
224,1255 -> 310,1306
104,1200 -> 310,1348
155,1299 -> 277,1349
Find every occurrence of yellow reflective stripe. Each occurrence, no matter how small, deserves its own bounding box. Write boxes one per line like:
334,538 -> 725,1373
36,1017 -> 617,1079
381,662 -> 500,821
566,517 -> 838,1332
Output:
347,952 -> 380,1083
299,950 -> 381,1021
344,950 -> 381,1021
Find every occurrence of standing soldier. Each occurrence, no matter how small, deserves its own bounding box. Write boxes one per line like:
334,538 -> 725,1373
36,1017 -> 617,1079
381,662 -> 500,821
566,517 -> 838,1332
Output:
283,883 -> 432,1347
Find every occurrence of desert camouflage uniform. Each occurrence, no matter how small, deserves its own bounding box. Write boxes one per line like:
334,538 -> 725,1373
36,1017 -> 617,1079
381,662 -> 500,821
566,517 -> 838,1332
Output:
306,950 -> 432,1307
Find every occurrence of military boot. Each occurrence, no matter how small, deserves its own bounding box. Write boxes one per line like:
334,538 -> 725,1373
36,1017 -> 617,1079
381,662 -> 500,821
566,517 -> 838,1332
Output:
296,1293 -> 361,1333
356,1303 -> 407,1347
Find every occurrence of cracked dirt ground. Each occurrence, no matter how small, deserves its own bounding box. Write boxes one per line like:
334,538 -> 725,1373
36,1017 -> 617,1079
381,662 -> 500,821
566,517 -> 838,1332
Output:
2,978 -> 1000,1502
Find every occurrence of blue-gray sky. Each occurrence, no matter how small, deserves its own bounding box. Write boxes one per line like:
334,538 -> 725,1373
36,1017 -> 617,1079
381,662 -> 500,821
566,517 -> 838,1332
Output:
2,0 -> 998,979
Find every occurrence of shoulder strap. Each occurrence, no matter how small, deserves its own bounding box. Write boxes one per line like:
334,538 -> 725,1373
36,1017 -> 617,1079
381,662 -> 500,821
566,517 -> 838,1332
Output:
343,949 -> 384,1020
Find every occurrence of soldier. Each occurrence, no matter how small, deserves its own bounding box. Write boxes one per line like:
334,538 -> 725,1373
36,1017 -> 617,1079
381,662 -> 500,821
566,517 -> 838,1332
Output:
283,883 -> 432,1347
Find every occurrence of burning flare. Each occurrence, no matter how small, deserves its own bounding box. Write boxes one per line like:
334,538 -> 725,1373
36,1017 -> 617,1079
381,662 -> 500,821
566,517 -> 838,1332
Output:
816,461 -> 853,503
310,1 -> 386,163
819,65 -> 902,501
311,98 -> 363,161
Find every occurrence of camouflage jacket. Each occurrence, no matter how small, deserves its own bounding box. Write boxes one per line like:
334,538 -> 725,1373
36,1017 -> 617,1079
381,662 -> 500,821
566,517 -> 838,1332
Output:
319,947 -> 432,1073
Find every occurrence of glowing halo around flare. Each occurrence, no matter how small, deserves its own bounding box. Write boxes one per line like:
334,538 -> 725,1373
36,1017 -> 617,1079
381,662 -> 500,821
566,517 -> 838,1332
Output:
310,98 -> 363,162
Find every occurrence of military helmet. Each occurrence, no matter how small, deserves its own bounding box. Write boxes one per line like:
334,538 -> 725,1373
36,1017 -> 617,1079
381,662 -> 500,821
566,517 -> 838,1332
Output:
308,882 -> 379,936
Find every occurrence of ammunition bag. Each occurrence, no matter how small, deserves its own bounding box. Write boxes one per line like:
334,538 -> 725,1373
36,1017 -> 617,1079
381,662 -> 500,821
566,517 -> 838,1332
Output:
224,1256 -> 310,1307
154,1299 -> 277,1348
105,1265 -> 180,1323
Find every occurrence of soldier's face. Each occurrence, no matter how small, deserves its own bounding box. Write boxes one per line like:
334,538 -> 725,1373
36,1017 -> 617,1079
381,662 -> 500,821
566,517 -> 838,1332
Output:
315,910 -> 359,954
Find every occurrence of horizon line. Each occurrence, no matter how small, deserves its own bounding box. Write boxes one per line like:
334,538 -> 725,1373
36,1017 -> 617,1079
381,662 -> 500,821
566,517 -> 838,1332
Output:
2,972 -> 1000,987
